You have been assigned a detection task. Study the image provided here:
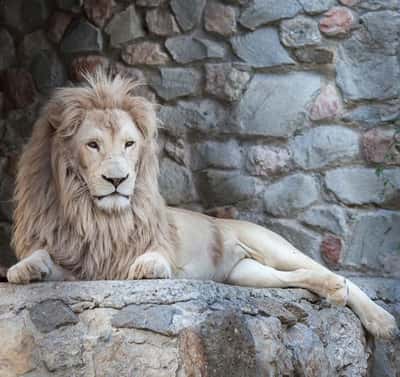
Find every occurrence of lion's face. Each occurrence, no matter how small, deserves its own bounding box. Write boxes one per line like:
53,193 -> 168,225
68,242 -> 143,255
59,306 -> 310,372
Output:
72,108 -> 144,212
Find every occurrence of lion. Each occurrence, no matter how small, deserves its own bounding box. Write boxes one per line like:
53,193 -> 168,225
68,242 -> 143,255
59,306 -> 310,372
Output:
7,71 -> 397,339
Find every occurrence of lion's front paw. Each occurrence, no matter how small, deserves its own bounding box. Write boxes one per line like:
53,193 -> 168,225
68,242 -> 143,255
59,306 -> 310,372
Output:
7,251 -> 53,284
128,252 -> 172,280
325,276 -> 349,306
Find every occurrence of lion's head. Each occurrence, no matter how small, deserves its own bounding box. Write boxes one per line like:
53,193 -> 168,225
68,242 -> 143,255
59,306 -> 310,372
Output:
12,71 -> 173,279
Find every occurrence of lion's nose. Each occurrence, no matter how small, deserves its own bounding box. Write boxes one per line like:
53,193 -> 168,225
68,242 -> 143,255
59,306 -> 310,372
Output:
101,174 -> 129,188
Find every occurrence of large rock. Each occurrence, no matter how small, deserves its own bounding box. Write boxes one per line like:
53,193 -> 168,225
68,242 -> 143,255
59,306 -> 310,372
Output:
159,158 -> 196,205
263,174 -> 320,217
204,3 -> 237,37
146,8 -> 180,36
336,33 -> 400,101
362,128 -> 400,165
290,126 -> 360,169
280,16 -> 321,48
342,103 -> 400,128
231,28 -> 295,68
325,168 -> 400,208
60,20 -> 103,54
166,35 -> 226,64
246,146 -> 291,177
0,29 -> 16,71
170,0 -> 206,31
345,211 -> 400,277
239,0 -> 302,29
0,280 -> 370,377
237,72 -> 321,137
105,5 -> 144,47
150,68 -> 201,101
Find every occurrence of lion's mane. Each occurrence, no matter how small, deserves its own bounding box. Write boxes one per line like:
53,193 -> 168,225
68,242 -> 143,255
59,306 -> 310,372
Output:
12,72 -> 174,280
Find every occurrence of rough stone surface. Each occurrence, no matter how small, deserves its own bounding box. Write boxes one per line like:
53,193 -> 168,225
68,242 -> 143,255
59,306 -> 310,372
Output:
293,46 -> 334,64
56,0 -> 82,13
0,69 -> 36,110
204,3 -> 237,37
60,20 -> 103,54
170,0 -> 206,31
280,16 -> 321,48
345,211 -> 400,276
205,63 -> 250,101
301,205 -> 348,236
342,103 -> 400,128
0,29 -> 16,71
291,126 -> 359,169
122,42 -> 170,66
83,0 -> 112,28
264,174 -> 320,217
325,168 -> 400,208
31,51 -> 66,95
146,8 -> 180,36
166,36 -> 226,64
191,140 -> 242,170
105,5 -> 144,47
22,0 -> 50,31
0,280 -> 371,377
298,0 -> 335,14
246,146 -> 291,177
319,7 -> 355,36
159,158 -> 196,205
336,36 -> 400,101
47,11 -> 73,43
198,170 -> 260,206
18,30 -> 52,67
29,300 -> 79,333
362,128 -> 400,165
137,0 -> 166,6
231,27 -> 295,68
151,68 -> 201,100
239,0 -> 302,29
310,84 -> 342,121
237,72 -> 321,137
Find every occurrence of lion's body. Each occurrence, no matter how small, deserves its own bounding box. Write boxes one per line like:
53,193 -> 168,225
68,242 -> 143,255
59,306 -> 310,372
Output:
7,72 -> 397,339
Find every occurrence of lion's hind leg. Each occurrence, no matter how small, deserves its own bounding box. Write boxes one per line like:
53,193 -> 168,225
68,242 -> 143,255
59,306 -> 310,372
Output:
226,258 -> 348,306
7,250 -> 73,284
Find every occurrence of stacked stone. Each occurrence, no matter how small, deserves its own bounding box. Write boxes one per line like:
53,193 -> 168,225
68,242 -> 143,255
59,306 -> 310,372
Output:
0,1 -> 399,280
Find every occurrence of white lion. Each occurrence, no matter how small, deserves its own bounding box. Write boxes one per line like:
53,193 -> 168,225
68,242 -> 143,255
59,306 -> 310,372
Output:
7,72 -> 397,339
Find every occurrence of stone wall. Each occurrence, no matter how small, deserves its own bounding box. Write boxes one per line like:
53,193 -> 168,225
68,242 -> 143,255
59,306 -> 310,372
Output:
0,280 -> 372,377
0,1 -> 399,276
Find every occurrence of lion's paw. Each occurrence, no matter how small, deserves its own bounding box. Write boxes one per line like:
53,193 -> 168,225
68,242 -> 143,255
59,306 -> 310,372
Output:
128,252 -> 172,280
360,302 -> 398,339
7,251 -> 53,284
326,276 -> 349,306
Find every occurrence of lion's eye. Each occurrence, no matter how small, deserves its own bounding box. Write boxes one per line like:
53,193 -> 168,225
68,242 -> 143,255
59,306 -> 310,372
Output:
87,141 -> 99,150
125,141 -> 135,148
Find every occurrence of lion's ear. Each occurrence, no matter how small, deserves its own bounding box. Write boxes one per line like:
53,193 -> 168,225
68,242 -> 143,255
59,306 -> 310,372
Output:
44,99 -> 63,130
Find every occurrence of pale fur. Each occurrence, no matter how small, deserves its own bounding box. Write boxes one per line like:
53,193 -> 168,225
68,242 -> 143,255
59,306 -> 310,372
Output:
12,71 -> 174,280
8,72 -> 398,339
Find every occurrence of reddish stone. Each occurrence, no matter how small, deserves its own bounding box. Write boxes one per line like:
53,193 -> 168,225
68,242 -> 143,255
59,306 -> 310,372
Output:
0,69 -> 36,110
362,128 -> 400,165
179,329 -> 207,377
319,7 -> 354,36
70,55 -> 110,82
310,84 -> 342,121
47,11 -> 73,43
83,0 -> 112,28
205,206 -> 239,219
146,8 -> 180,36
321,234 -> 342,267
122,42 -> 170,66
204,3 -> 237,37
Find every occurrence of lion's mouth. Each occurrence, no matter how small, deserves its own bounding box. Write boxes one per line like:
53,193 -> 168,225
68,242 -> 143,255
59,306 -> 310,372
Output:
94,192 -> 130,200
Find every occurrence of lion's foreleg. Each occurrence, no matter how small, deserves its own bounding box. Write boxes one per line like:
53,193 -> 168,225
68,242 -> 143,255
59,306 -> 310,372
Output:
128,251 -> 173,280
7,250 -> 74,284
